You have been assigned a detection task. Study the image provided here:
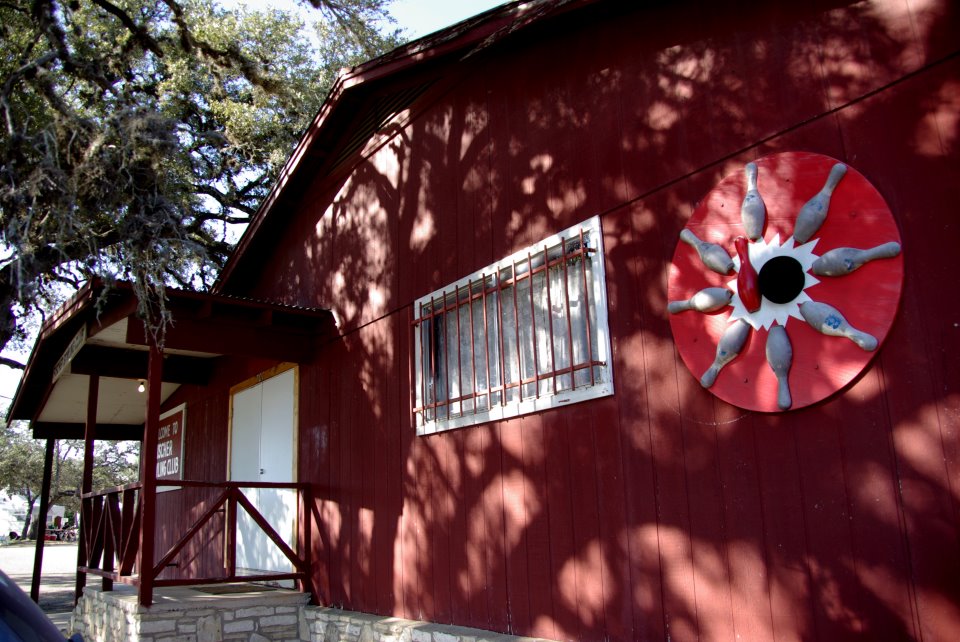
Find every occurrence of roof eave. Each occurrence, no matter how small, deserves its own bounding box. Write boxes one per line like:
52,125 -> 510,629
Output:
214,0 -> 597,292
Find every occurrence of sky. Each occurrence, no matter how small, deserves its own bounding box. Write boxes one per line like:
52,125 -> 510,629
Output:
387,0 -> 506,39
222,0 -> 508,41
0,0 -> 507,409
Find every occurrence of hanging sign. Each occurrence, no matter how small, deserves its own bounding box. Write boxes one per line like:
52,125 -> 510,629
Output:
156,403 -> 186,492
53,327 -> 86,382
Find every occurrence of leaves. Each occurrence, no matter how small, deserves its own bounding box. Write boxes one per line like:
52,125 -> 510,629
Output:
0,422 -> 140,531
0,0 -> 402,355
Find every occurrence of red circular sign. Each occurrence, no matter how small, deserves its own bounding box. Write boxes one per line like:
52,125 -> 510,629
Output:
668,152 -> 903,412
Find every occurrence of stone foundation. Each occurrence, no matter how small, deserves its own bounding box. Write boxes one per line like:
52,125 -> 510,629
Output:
71,583 -> 310,642
70,585 -> 556,642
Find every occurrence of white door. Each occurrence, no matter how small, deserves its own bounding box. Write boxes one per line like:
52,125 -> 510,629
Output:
230,368 -> 296,576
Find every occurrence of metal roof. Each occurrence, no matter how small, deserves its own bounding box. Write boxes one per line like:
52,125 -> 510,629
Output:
8,281 -> 337,438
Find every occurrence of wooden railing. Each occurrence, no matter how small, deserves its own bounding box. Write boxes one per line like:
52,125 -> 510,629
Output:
78,480 -> 310,602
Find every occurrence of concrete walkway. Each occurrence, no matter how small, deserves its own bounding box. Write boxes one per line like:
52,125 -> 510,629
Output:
0,540 -> 79,634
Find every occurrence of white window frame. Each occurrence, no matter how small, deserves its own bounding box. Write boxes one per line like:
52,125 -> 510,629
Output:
412,215 -> 614,435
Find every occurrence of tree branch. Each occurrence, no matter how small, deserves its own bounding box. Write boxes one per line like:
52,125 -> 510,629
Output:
0,356 -> 25,370
89,0 -> 165,58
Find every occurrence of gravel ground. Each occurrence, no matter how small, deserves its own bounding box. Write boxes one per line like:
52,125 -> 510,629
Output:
0,541 -> 79,615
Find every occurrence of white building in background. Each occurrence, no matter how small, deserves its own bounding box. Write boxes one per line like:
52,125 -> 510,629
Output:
0,491 -> 27,539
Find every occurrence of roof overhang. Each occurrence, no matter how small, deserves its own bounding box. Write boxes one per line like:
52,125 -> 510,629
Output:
8,281 -> 337,439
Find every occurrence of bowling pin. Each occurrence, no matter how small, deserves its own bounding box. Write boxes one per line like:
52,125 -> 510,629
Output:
740,162 -> 766,241
811,241 -> 901,276
765,325 -> 793,410
793,163 -> 847,244
700,319 -> 751,388
799,300 -> 878,351
680,228 -> 734,275
734,237 -> 761,313
668,287 -> 733,314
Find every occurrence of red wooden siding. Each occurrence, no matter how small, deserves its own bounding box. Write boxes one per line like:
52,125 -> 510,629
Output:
155,1 -> 960,640
153,390 -> 229,580
152,356 -> 277,579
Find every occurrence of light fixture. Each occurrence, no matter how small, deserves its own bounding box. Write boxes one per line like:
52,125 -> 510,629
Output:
137,380 -> 146,393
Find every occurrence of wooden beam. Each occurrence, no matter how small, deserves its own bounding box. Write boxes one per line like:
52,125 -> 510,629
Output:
126,317 -> 317,363
32,422 -> 143,441
68,346 -> 214,385
75,375 -> 98,603
30,439 -> 55,603
138,343 -> 162,607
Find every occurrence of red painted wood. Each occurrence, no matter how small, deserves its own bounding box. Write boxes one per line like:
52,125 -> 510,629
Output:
611,203 -> 668,641
680,402 -> 737,642
518,413 -> 554,640
713,412 -> 776,641
751,415 -> 815,642
453,427 -> 479,629
480,423 -> 510,634
498,419 -> 531,635
429,434 -> 455,625
793,409 -> 865,640
343,336 -> 359,608
141,3 -> 960,640
836,373 -> 920,641
138,344 -> 162,606
445,430 -> 470,626
74,373 -> 97,602
539,409 -> 578,640
31,439 -> 55,602
326,343 -> 346,607
591,396 -> 632,642
357,331 -> 378,611
563,403 -> 606,640
393,312 -> 419,621
371,326 -> 397,616
837,59 -> 960,641
634,190 -> 704,642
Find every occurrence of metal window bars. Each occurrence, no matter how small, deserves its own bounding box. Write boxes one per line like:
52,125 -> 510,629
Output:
413,226 -> 606,428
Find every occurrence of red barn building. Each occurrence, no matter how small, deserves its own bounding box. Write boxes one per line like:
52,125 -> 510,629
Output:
10,0 -> 960,640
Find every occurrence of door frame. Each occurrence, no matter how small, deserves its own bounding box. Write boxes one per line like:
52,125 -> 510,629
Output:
227,362 -> 299,483
226,362 -> 300,575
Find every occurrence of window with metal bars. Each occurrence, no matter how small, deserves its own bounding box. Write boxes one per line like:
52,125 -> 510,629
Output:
412,216 -> 614,435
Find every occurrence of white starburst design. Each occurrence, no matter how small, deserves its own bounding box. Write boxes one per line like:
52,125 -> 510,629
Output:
727,234 -> 821,330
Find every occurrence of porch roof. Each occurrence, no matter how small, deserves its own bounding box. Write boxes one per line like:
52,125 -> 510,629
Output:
7,281 -> 337,439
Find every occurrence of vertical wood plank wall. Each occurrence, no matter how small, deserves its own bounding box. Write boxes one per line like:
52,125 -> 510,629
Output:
173,1 -> 960,640
153,390 -> 229,581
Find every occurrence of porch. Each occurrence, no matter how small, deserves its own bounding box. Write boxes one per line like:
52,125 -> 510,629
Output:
77,479 -> 311,604
6,281 -> 337,611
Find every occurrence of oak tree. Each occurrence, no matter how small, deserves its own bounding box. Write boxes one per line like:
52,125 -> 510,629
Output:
0,0 -> 402,363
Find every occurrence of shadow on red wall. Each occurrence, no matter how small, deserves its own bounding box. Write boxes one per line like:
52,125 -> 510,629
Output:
257,1 -> 959,640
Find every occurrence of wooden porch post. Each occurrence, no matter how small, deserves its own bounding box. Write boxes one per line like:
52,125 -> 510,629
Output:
30,438 -> 55,603
75,374 -> 98,604
138,342 -> 162,607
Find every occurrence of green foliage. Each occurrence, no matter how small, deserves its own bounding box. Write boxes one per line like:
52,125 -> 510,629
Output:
0,0 -> 403,355
0,422 -> 140,536
0,424 -> 46,528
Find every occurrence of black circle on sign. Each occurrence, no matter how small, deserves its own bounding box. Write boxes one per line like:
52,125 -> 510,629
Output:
759,256 -> 806,304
